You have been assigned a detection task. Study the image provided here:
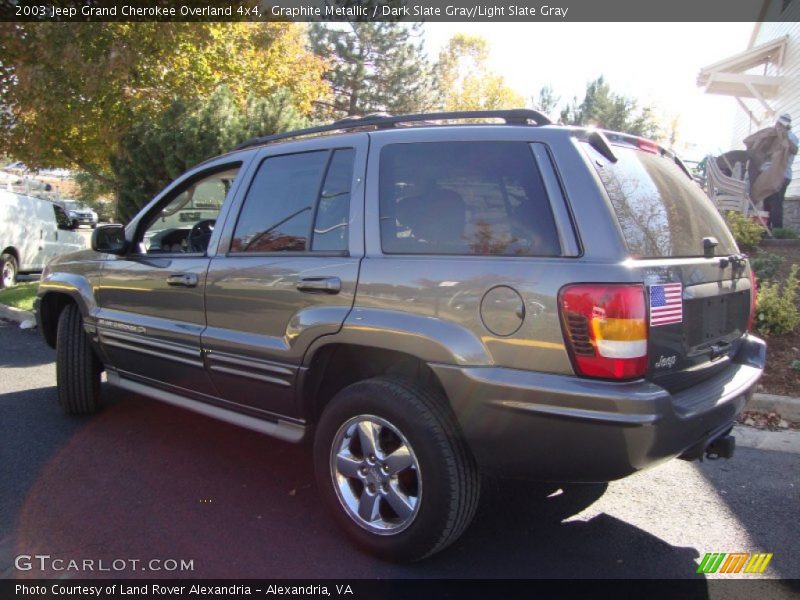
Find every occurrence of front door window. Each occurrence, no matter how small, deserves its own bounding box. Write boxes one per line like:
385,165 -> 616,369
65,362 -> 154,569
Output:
141,167 -> 240,255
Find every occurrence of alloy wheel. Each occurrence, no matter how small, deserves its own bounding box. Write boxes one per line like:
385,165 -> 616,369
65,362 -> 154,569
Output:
330,414 -> 422,535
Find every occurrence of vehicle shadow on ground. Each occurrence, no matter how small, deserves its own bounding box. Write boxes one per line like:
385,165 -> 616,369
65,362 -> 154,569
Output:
425,479 -> 701,579
16,275 -> 40,283
7,386 -> 704,582
0,321 -> 53,368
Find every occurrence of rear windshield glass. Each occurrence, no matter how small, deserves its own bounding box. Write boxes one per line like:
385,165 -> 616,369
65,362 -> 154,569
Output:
379,141 -> 561,256
582,143 -> 738,258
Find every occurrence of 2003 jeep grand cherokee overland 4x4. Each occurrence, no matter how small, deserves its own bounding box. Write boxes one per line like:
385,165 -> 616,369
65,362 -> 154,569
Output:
36,110 -> 765,562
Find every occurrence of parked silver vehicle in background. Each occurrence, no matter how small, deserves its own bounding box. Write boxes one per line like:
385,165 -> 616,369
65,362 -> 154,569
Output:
61,200 -> 99,229
0,190 -> 86,288
36,111 -> 765,561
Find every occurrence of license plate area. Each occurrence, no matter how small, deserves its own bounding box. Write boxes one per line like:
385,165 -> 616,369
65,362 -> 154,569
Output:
685,291 -> 748,348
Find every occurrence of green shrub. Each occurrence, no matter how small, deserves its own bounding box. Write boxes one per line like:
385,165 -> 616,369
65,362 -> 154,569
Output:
724,211 -> 766,249
755,264 -> 800,335
771,227 -> 799,239
750,252 -> 785,282
112,86 -> 306,223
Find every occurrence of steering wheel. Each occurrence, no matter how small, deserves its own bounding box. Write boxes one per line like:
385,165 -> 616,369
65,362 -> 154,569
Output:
188,219 -> 216,253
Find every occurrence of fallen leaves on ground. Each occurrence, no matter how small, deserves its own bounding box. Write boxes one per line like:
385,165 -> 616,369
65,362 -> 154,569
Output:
737,410 -> 800,431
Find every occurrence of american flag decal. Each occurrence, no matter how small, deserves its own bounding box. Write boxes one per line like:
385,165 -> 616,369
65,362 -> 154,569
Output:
650,283 -> 683,326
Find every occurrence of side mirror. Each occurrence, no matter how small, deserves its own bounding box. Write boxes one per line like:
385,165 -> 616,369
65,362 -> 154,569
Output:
92,224 -> 127,255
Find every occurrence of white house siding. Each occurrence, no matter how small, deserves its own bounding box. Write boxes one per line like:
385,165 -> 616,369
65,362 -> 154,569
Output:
730,0 -> 800,202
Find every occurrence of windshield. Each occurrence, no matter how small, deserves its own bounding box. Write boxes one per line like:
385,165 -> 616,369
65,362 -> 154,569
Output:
582,143 -> 738,258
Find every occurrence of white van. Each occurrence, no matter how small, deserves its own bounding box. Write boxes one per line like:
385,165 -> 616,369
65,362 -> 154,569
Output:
1,190 -> 87,288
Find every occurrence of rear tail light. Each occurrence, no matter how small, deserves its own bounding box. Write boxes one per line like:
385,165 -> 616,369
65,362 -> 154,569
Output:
559,284 -> 648,380
748,269 -> 758,332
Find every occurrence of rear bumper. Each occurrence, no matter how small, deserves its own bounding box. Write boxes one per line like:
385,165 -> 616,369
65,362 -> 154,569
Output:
432,334 -> 766,482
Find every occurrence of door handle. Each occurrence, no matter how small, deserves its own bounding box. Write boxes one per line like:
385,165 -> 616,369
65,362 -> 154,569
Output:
167,273 -> 199,288
296,276 -> 341,294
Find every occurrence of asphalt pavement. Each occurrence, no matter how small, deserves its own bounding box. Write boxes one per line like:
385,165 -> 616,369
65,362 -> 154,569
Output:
1,318 -> 798,589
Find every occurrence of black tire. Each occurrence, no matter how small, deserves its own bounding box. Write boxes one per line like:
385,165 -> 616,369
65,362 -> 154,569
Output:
314,376 -> 480,562
56,304 -> 101,414
71,219 -> 79,230
1,253 -> 17,289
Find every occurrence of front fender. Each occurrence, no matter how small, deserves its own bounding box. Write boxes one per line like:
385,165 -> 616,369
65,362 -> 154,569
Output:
39,271 -> 98,312
37,268 -> 102,348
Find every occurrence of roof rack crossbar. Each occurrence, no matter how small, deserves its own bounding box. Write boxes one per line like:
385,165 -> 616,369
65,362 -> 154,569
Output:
232,109 -> 552,151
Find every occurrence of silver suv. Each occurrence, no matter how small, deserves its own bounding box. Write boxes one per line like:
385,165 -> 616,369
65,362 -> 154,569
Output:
36,110 -> 765,561
61,200 -> 99,229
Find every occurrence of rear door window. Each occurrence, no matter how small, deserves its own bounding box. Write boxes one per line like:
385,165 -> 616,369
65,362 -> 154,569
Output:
582,143 -> 738,258
379,141 -> 561,256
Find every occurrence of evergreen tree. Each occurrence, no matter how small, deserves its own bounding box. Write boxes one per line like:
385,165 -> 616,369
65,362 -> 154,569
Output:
309,22 -> 435,119
112,86 -> 304,222
560,76 -> 661,138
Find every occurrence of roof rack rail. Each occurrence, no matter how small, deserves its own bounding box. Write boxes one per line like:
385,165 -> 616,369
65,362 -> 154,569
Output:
232,109 -> 552,151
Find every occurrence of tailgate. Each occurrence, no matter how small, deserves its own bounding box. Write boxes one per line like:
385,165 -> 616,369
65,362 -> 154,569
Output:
639,261 -> 752,392
581,136 -> 753,391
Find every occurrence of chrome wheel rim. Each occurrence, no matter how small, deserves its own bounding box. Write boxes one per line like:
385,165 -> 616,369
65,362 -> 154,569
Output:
1,260 -> 14,287
330,414 -> 422,535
